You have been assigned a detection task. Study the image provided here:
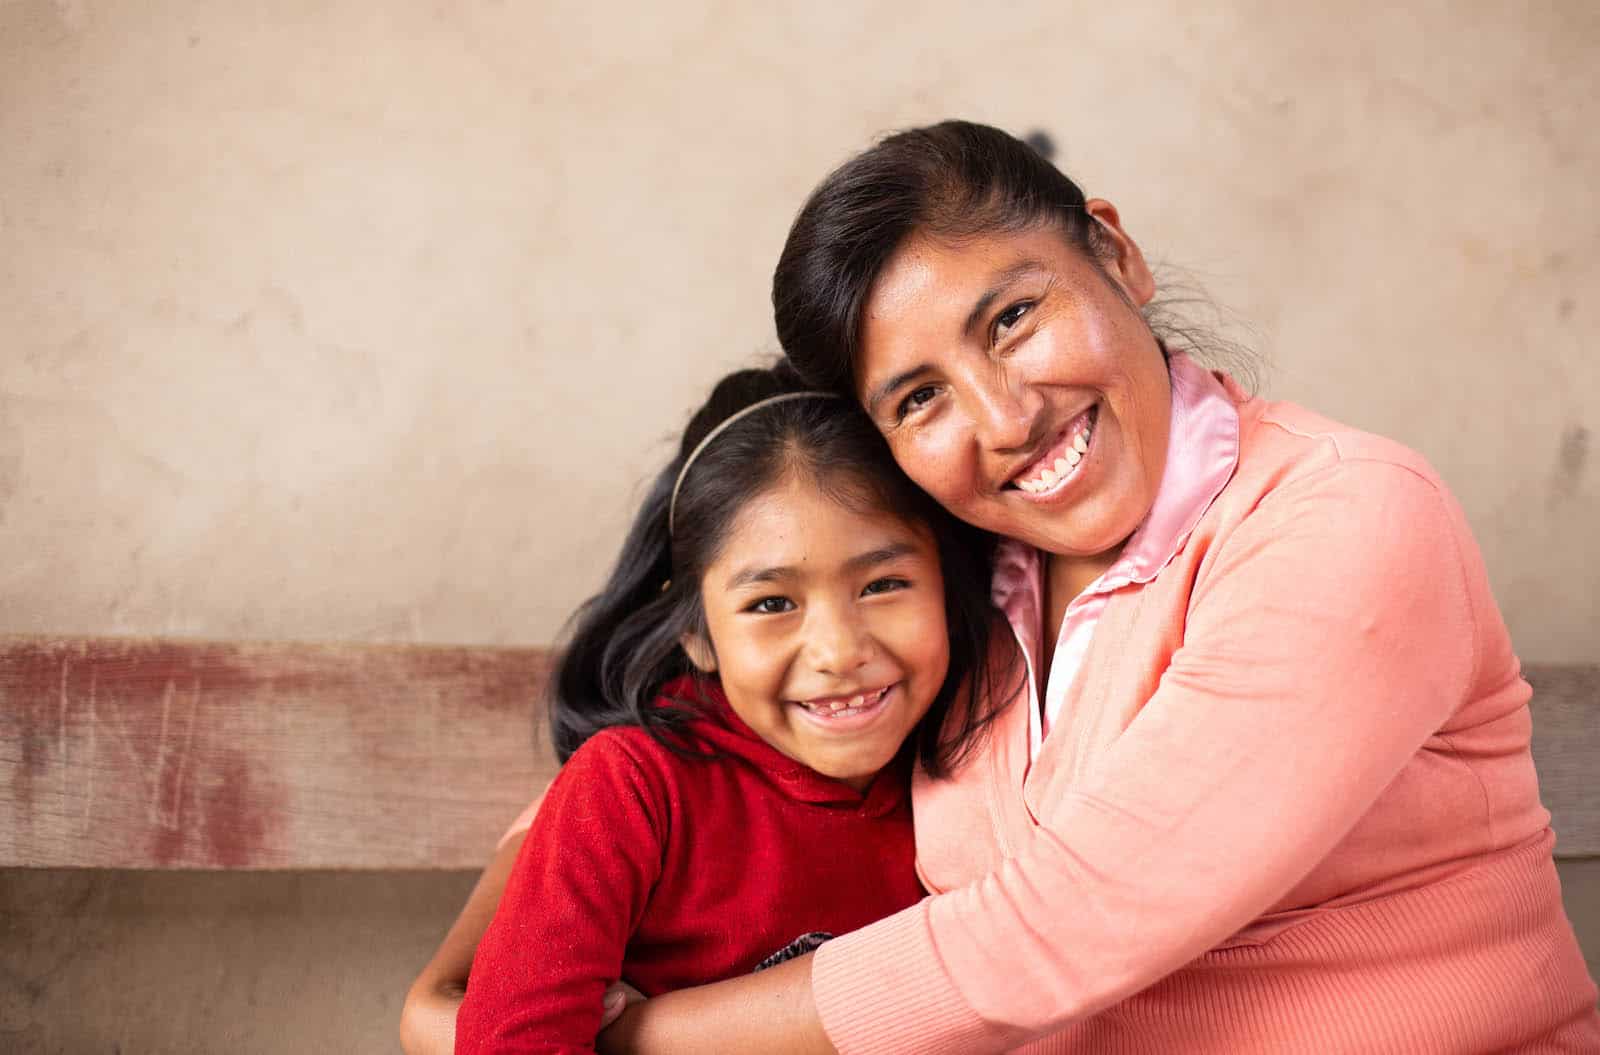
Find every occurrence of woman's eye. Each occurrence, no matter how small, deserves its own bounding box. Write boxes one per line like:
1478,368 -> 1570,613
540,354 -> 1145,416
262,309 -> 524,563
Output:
896,385 -> 938,421
747,596 -> 795,614
862,577 -> 910,597
993,302 -> 1032,342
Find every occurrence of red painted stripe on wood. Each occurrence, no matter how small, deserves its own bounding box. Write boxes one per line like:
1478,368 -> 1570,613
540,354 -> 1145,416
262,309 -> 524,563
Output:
1,636 -> 557,869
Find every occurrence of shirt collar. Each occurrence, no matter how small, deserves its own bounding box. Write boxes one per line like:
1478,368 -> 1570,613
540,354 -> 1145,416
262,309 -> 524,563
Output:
992,353 -> 1241,613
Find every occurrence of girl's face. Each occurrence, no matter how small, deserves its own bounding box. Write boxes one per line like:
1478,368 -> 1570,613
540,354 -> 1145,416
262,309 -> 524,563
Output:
853,203 -> 1172,560
691,473 -> 949,791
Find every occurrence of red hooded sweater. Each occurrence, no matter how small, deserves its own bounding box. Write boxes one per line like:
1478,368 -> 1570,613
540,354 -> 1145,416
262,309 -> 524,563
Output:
455,677 -> 924,1054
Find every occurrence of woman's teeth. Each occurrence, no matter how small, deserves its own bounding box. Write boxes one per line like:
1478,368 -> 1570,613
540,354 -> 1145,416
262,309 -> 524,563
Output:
801,687 -> 888,716
1015,419 -> 1094,494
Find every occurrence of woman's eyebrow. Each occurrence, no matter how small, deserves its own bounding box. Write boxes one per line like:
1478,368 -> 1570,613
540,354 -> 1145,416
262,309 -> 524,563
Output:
865,365 -> 933,417
864,260 -> 1046,416
961,260 -> 1046,337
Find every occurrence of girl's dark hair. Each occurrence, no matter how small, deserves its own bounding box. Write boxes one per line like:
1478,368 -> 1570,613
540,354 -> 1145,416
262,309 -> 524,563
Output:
549,361 -> 1017,778
773,119 -> 1257,394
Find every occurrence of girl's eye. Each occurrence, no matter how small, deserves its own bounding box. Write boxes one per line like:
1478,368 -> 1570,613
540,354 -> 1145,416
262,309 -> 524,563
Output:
895,385 -> 938,421
862,577 -> 910,597
992,301 -> 1032,343
747,596 -> 796,615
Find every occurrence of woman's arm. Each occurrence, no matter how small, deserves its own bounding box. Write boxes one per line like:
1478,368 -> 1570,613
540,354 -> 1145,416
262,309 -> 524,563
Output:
597,954 -> 834,1055
400,829 -> 528,1055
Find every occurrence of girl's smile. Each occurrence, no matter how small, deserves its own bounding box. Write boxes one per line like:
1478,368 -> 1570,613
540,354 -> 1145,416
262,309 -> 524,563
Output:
690,473 -> 949,791
789,683 -> 898,736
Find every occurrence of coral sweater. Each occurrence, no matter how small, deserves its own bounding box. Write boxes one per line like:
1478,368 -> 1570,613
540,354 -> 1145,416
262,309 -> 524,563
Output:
456,677 -> 923,1055
812,364 -> 1600,1053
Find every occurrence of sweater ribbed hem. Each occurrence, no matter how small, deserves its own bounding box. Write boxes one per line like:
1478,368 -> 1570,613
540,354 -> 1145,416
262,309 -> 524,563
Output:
813,899 -> 1014,1055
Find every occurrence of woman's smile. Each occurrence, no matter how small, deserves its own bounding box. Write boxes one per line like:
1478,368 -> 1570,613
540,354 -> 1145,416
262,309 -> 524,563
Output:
1005,404 -> 1098,498
857,217 -> 1171,564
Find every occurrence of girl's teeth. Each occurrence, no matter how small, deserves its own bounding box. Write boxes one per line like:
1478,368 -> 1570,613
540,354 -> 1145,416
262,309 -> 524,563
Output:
1040,468 -> 1058,486
1065,448 -> 1081,467
807,690 -> 881,714
1073,432 -> 1089,454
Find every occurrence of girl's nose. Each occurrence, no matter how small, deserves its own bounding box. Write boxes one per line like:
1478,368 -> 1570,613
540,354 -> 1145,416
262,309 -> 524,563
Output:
806,608 -> 875,675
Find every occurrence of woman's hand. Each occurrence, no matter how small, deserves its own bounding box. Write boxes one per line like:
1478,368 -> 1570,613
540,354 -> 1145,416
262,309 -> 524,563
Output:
594,953 -> 836,1055
399,830 -> 526,1055
600,981 -> 646,1030
400,974 -> 468,1055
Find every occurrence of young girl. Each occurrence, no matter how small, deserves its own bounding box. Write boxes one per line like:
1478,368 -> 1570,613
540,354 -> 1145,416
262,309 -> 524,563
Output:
452,365 -> 1012,1054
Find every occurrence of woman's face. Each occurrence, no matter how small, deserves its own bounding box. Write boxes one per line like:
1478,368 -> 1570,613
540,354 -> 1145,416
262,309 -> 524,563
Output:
854,203 -> 1171,559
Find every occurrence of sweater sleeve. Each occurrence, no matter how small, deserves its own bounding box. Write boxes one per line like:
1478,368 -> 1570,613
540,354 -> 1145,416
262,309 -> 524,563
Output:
456,733 -> 666,1055
812,460 -> 1482,1054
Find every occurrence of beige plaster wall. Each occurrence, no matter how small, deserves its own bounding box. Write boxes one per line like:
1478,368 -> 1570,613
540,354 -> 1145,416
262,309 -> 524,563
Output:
2,1 -> 1595,660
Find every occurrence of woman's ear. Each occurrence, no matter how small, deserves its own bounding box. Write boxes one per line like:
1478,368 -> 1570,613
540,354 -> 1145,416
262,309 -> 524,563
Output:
1084,198 -> 1156,307
679,632 -> 717,673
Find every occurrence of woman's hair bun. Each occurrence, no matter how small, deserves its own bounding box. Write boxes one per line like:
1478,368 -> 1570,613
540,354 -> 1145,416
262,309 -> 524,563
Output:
1022,128 -> 1056,161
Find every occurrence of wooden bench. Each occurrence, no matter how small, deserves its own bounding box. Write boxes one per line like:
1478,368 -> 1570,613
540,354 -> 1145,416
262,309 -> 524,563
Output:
1,635 -> 1596,1053
3,635 -> 1596,870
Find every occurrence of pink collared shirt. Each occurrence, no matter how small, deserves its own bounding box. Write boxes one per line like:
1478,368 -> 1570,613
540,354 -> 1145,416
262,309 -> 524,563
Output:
991,353 -> 1241,757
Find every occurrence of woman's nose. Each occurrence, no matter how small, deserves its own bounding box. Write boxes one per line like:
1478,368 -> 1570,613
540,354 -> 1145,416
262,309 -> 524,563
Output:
966,371 -> 1037,452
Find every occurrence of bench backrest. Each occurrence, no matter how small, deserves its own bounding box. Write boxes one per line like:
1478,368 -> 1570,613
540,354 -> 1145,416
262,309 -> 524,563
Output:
2,636 -> 1595,869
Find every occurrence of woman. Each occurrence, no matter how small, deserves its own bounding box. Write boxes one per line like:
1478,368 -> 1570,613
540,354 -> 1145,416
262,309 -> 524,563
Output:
405,121 -> 1599,1053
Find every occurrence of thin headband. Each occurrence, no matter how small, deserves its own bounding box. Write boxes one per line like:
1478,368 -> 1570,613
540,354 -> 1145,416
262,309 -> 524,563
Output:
668,391 -> 837,536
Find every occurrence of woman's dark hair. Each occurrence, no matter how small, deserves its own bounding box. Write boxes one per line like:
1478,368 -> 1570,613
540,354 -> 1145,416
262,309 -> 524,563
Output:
773,119 -> 1256,394
549,361 -> 1018,778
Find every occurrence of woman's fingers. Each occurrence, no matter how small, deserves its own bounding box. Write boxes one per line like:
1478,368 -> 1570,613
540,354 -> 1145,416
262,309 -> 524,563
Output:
601,981 -> 646,1027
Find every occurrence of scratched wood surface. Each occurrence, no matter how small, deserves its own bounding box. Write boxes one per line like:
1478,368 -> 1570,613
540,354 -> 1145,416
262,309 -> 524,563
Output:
1,638 -> 1595,868
0,636 -> 557,869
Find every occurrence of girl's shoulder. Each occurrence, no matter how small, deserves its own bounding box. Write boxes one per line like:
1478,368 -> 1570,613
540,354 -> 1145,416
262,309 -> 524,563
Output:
543,724 -> 690,842
561,723 -> 682,787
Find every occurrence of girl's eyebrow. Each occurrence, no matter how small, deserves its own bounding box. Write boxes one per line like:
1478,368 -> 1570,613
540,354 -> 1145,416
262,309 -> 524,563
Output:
722,541 -> 922,591
724,564 -> 792,590
844,541 -> 920,573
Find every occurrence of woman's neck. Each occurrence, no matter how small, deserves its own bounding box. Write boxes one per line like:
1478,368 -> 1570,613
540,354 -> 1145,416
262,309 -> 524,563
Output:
1040,548 -> 1123,684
